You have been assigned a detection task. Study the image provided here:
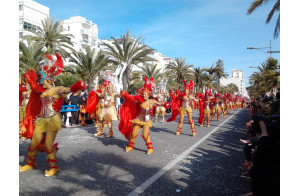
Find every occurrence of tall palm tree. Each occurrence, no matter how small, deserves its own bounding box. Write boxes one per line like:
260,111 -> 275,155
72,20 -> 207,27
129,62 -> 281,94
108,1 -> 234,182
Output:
102,30 -> 156,90
227,83 -> 239,94
202,64 -> 219,89
19,39 -> 45,75
247,0 -> 280,38
64,47 -> 109,92
166,57 -> 194,85
193,67 -> 209,92
214,59 -> 228,89
137,63 -> 163,81
24,16 -> 75,58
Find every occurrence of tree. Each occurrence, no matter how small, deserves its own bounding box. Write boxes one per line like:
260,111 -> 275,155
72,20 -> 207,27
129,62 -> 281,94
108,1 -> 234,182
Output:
19,39 -> 45,75
193,67 -> 209,92
166,57 -> 194,85
227,83 -> 239,94
137,63 -> 163,81
64,47 -> 109,92
247,0 -> 280,38
249,58 -> 280,97
102,30 -> 156,90
24,16 -> 75,58
214,59 -> 227,89
202,64 -> 218,89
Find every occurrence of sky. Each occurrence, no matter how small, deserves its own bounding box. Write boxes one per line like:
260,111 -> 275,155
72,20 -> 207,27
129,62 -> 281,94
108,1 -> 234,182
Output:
34,0 -> 280,87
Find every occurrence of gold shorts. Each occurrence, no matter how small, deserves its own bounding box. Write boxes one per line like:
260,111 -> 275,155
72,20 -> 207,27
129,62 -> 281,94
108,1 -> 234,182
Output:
179,107 -> 192,114
130,119 -> 152,127
155,106 -> 166,115
34,113 -> 62,134
99,106 -> 118,121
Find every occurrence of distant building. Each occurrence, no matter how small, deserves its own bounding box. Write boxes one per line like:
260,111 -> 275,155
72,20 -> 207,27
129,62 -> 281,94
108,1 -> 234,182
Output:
220,69 -> 249,97
60,16 -> 101,52
19,0 -> 49,40
232,68 -> 243,80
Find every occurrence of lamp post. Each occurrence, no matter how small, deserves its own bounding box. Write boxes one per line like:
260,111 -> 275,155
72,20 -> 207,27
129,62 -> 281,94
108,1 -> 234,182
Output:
247,40 -> 272,58
249,66 -> 260,68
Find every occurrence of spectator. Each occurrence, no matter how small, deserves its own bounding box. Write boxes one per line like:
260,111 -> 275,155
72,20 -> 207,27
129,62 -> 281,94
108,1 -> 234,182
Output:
69,92 -> 80,126
60,97 -> 70,128
242,95 -> 280,196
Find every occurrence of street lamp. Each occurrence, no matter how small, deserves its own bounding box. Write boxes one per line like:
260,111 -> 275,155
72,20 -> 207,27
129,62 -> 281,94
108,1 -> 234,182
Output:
247,40 -> 272,58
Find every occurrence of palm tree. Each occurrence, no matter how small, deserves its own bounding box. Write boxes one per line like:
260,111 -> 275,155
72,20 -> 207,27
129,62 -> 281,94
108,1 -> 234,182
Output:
214,59 -> 228,89
202,64 -> 219,89
137,63 -> 163,81
166,57 -> 194,85
227,83 -> 239,94
64,47 -> 109,92
247,0 -> 280,38
24,16 -> 75,58
19,39 -> 45,75
102,30 -> 156,90
193,67 -> 209,92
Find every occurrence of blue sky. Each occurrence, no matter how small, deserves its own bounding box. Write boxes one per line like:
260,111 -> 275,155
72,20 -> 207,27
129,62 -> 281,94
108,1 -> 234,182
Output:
35,0 -> 280,87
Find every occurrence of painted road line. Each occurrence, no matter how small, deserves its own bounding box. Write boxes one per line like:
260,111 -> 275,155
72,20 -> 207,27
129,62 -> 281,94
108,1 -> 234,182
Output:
128,110 -> 240,196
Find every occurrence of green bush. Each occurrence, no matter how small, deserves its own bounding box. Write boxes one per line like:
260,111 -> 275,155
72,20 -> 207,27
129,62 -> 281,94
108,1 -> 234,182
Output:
54,74 -> 80,87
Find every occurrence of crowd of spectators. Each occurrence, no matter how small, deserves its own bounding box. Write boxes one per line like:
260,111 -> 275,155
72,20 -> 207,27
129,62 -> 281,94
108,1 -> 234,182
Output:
241,93 -> 280,196
60,89 -> 89,127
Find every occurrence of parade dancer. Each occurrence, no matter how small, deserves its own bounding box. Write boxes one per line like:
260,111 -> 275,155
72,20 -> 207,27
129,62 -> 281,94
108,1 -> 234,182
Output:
94,82 -> 120,137
119,77 -> 163,154
167,80 -> 197,137
211,91 -> 222,121
19,81 -> 31,124
197,91 -> 205,124
19,53 -> 86,177
153,79 -> 169,123
201,88 -> 212,127
219,94 -> 227,118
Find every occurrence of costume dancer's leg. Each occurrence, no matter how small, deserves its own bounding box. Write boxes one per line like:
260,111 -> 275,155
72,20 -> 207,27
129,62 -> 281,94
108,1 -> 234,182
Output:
126,124 -> 140,152
44,131 -> 59,177
176,112 -> 185,135
142,125 -> 153,154
106,121 -> 113,138
94,120 -> 104,136
19,131 -> 44,172
187,111 -> 196,137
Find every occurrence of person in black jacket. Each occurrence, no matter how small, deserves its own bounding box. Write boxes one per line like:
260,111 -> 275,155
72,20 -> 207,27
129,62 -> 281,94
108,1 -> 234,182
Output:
69,92 -> 80,126
249,120 -> 280,196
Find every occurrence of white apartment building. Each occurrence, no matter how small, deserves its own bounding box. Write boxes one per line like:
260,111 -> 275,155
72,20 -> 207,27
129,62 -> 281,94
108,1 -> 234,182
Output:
220,69 -> 249,97
60,16 -> 101,52
19,0 -> 49,40
232,68 -> 243,80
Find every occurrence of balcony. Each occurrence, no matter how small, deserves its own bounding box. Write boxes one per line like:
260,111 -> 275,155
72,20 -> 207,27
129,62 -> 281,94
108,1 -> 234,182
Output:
80,29 -> 89,35
80,39 -> 90,47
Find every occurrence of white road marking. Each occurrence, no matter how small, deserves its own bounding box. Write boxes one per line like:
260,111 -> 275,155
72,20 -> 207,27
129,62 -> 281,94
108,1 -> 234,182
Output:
128,110 -> 240,196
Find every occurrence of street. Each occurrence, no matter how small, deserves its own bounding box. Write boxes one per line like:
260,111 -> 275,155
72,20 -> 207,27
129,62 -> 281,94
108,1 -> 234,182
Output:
19,109 -> 251,196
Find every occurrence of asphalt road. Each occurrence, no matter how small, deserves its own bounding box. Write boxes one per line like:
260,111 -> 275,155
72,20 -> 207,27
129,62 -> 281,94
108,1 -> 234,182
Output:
19,108 -> 251,196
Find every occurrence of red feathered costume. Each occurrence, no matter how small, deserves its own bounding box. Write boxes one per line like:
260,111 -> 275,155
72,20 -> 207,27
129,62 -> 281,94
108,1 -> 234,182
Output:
19,53 -> 86,177
119,77 -> 162,154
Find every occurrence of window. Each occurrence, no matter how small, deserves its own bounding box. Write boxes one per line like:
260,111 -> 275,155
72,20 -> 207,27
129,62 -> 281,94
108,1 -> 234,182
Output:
19,32 -> 23,38
23,22 -> 28,29
19,18 -> 23,24
68,26 -> 70,31
19,5 -> 23,11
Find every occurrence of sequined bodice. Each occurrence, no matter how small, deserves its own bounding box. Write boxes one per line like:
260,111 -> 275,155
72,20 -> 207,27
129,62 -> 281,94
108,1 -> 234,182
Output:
138,100 -> 154,122
40,96 -> 57,118
182,97 -> 190,108
203,101 -> 210,109
22,93 -> 30,106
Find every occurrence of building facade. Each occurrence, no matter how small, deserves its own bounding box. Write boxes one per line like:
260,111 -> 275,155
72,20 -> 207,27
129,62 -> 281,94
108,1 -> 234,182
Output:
220,69 -> 249,97
19,0 -> 49,40
60,16 -> 101,52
